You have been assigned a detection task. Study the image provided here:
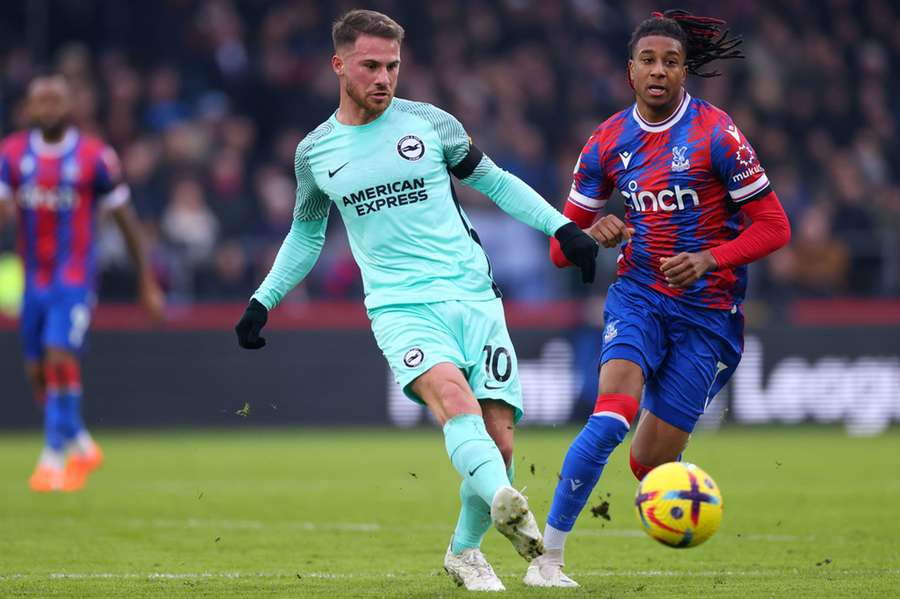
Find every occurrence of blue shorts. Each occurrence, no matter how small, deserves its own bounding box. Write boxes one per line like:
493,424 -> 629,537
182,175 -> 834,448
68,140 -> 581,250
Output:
20,285 -> 94,361
599,278 -> 743,433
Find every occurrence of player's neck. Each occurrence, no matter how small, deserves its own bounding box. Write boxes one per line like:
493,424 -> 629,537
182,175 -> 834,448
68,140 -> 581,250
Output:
40,125 -> 68,144
336,95 -> 389,126
636,88 -> 685,124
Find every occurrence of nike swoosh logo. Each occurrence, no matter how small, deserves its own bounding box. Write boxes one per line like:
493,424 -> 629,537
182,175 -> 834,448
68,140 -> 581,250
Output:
468,460 -> 491,477
570,479 -> 583,492
328,162 -> 349,178
484,382 -> 504,390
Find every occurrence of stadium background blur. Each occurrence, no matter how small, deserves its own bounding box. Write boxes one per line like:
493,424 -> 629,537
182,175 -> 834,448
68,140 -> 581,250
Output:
1,0 -> 897,307
1,0 -> 899,435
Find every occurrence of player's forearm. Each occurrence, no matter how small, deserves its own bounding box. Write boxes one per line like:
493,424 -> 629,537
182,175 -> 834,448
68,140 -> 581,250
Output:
550,198 -> 604,267
710,192 -> 791,269
111,204 -> 152,275
463,157 -> 569,237
251,218 -> 327,310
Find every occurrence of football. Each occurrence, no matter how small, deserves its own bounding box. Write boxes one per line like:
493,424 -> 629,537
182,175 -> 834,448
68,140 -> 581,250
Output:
634,462 -> 723,548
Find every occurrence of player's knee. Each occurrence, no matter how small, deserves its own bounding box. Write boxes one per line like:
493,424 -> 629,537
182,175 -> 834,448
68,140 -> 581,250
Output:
599,359 -> 644,398
435,379 -> 476,414
44,347 -> 74,365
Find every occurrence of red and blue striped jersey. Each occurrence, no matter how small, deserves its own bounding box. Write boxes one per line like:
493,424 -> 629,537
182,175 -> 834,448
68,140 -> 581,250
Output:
566,92 -> 771,309
0,128 -> 129,290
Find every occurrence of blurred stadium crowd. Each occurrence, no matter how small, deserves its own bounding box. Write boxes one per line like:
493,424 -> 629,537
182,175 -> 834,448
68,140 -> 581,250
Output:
0,0 -> 898,305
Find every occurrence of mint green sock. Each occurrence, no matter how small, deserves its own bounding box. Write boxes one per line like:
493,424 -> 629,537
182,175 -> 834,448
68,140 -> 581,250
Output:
450,457 -> 516,554
444,414 -> 510,510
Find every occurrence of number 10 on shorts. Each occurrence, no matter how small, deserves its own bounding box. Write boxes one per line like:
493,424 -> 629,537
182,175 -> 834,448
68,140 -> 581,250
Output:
482,345 -> 512,384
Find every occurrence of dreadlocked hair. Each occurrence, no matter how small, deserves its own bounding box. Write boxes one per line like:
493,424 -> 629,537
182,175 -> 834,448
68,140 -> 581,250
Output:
627,9 -> 744,78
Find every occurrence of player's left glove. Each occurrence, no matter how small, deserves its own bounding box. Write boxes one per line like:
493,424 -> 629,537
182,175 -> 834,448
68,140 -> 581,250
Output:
235,299 -> 268,349
554,222 -> 600,284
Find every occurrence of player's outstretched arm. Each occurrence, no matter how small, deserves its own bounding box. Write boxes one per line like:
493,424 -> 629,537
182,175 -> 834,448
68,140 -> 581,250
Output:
411,101 -> 600,280
236,217 -> 327,349
459,155 -> 599,282
111,203 -> 165,322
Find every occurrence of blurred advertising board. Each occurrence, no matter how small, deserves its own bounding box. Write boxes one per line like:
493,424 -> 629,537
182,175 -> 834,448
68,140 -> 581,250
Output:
1,303 -> 898,435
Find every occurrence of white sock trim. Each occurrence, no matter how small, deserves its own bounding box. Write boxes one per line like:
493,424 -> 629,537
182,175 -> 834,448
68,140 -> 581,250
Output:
38,447 -> 65,470
591,411 -> 631,428
543,523 -> 569,552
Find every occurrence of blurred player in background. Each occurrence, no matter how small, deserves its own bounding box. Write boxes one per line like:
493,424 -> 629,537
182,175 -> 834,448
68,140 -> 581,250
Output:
0,74 -> 165,492
234,9 -> 599,592
526,10 -> 791,587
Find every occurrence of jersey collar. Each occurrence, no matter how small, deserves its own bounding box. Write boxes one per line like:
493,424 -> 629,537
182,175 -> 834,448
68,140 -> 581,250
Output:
29,127 -> 79,158
631,90 -> 691,133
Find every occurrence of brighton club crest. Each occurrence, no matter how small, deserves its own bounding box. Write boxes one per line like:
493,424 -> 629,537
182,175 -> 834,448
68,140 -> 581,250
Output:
671,146 -> 690,172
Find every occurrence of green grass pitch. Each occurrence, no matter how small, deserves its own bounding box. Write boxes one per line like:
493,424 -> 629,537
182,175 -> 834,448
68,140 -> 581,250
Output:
1,427 -> 898,597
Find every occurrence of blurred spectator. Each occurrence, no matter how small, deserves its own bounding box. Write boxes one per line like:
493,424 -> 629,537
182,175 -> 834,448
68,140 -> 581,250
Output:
768,204 -> 849,297
0,0 -> 897,303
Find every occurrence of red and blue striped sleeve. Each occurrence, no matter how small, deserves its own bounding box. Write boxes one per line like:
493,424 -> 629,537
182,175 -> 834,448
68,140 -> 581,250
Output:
0,138 -> 15,200
566,131 -> 613,224
550,128 -> 612,267
94,144 -> 130,209
709,114 -> 771,208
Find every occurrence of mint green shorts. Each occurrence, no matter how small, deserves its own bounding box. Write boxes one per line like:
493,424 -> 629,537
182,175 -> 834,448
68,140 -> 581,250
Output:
368,298 -> 524,422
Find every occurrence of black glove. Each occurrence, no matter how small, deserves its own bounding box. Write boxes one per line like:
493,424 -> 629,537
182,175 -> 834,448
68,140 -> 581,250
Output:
555,222 -> 599,284
235,299 -> 268,349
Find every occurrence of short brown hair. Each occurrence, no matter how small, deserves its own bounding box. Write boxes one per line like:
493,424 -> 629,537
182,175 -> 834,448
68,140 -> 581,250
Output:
332,9 -> 405,51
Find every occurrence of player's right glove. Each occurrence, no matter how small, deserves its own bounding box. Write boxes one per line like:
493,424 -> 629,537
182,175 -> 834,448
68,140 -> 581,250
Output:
235,298 -> 268,349
554,222 -> 600,284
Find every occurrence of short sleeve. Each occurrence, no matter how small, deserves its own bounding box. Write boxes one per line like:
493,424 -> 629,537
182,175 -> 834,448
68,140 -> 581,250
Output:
710,116 -> 771,208
0,142 -> 13,200
292,134 -> 332,222
95,145 -> 124,195
566,133 -> 612,213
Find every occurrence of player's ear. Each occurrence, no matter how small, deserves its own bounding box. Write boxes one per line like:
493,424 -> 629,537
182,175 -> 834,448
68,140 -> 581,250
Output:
331,54 -> 344,76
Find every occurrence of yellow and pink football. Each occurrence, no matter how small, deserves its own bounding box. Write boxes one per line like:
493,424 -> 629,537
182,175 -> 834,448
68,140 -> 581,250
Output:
634,462 -> 723,548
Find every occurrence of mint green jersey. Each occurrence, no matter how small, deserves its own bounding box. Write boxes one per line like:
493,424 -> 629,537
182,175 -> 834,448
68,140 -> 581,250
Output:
253,98 -> 569,311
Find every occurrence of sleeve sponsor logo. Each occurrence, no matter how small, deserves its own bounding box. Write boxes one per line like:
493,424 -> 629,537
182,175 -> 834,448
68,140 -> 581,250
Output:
735,143 -> 755,168
731,163 -> 764,184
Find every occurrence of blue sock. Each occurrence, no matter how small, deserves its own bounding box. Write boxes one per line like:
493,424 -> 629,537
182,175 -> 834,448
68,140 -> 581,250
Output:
444,414 -> 510,508
546,413 -> 631,532
44,391 -> 66,453
452,461 -> 514,554
59,387 -> 85,443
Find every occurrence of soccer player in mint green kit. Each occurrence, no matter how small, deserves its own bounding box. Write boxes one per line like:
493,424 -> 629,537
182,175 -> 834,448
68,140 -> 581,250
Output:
235,9 -> 598,592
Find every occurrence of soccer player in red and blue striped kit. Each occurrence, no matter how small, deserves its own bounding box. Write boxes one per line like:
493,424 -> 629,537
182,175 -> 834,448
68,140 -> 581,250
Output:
524,11 -> 791,587
0,75 -> 164,492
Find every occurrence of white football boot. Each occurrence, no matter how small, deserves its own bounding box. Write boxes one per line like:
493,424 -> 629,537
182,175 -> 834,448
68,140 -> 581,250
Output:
490,486 -> 544,561
523,549 -> 579,587
444,543 -> 506,592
